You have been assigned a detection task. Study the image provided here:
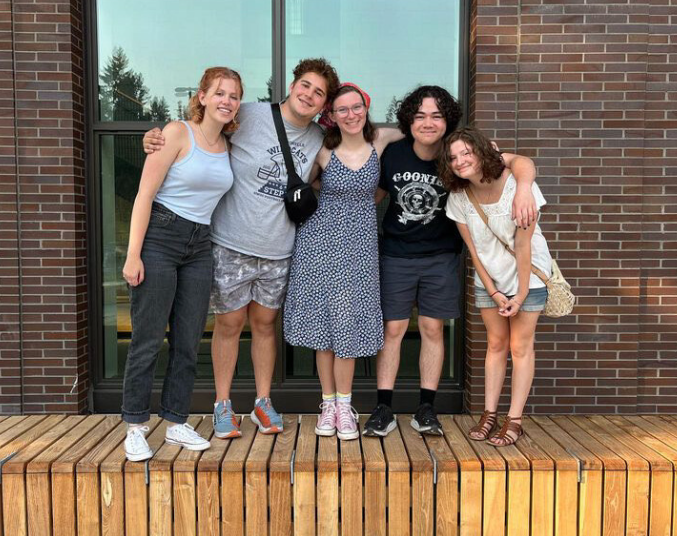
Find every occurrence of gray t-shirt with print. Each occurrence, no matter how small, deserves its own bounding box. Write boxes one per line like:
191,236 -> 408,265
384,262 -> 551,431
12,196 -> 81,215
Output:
210,102 -> 324,259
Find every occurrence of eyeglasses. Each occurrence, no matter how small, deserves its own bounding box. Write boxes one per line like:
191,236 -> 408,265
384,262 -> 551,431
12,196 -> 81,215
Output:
332,103 -> 366,117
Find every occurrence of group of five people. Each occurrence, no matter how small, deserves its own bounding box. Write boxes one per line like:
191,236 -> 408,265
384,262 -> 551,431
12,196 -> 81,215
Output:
121,58 -> 552,461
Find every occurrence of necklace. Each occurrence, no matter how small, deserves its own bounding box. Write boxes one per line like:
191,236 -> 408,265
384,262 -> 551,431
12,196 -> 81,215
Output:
197,122 -> 220,147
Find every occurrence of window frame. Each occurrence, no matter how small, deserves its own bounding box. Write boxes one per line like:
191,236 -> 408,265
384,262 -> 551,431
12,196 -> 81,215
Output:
86,0 -> 471,414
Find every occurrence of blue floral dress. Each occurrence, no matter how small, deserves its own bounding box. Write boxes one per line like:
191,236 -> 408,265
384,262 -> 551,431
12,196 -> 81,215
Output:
283,148 -> 383,358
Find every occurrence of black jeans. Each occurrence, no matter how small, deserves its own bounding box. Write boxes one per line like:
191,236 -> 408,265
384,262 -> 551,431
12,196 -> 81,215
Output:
121,203 -> 212,424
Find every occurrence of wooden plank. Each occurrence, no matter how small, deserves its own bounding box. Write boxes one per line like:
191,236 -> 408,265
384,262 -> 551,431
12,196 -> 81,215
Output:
456,415 -> 507,536
83,417 -> 159,536
197,415 -> 238,536
31,415 -> 104,536
340,430 -> 363,536
149,416 -> 203,536
1,414 -> 70,536
506,419 -> 554,536
359,415 -> 386,536
382,419 -> 410,536
0,415 -> 25,437
269,414 -> 298,536
222,416 -> 257,536
52,415 -> 121,535
317,433 -> 338,536
51,416 -> 119,536
246,420 -> 276,536
603,416 -> 676,536
440,415 -> 482,536
551,416 -> 625,536
0,415 -> 50,454
124,419 -> 172,536
575,416 -> 650,536
629,416 -> 677,536
294,415 -> 317,536
522,417 -> 578,536
424,426 -> 459,536
174,417 -> 213,536
532,416 -> 603,536
399,420 -> 433,536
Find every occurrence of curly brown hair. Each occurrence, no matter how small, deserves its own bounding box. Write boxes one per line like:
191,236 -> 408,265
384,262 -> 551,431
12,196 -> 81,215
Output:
396,85 -> 463,141
292,58 -> 340,102
323,86 -> 376,149
438,127 -> 505,192
188,67 -> 243,134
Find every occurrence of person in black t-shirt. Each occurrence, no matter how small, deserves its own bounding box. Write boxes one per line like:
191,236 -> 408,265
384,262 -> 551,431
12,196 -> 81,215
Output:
363,86 -> 539,437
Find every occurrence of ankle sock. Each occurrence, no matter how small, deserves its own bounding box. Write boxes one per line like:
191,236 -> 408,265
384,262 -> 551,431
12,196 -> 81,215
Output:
420,388 -> 436,406
322,393 -> 336,402
336,392 -> 352,404
127,422 -> 146,431
377,389 -> 393,407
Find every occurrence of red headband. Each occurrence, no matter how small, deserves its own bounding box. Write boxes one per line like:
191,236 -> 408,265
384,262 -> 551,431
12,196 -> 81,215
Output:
318,82 -> 371,129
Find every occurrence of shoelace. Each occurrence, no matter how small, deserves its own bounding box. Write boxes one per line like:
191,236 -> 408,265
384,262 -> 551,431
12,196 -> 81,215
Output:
172,423 -> 201,440
128,425 -> 149,448
318,401 -> 336,426
418,406 -> 438,425
337,404 -> 358,430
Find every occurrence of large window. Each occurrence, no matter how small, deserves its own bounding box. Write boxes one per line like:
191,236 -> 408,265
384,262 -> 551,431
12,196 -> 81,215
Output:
90,0 -> 468,412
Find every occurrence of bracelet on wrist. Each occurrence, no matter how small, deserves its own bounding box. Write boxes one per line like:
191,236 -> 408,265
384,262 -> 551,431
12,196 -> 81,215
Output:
489,290 -> 500,297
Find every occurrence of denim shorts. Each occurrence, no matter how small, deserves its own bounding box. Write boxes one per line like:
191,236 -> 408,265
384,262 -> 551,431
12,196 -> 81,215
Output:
475,286 -> 548,312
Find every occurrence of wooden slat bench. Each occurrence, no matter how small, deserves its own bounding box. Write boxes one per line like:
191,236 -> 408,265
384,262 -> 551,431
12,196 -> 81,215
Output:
0,414 -> 676,535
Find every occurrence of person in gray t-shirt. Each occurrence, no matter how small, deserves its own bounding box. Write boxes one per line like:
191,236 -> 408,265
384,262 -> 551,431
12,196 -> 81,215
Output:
143,59 -> 340,438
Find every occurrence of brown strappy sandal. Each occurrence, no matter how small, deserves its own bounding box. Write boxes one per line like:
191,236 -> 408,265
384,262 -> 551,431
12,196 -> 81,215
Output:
488,415 -> 523,447
468,410 -> 498,441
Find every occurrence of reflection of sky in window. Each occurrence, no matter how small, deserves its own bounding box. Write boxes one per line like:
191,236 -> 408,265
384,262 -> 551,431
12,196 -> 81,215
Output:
97,0 -> 273,115
98,0 -> 461,122
286,0 -> 461,121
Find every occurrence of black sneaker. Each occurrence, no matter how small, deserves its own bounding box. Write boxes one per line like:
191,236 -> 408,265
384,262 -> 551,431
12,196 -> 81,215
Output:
362,403 -> 397,437
411,403 -> 443,436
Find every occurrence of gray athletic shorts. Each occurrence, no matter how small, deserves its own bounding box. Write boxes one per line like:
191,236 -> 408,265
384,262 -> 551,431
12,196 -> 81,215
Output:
380,252 -> 462,320
210,244 -> 291,314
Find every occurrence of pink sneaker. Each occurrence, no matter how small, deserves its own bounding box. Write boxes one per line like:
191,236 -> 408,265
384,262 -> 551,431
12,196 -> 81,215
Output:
336,401 -> 359,440
315,400 -> 336,436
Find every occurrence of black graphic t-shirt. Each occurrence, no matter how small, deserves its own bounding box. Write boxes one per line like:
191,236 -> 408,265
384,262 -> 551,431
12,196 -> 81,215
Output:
379,139 -> 463,258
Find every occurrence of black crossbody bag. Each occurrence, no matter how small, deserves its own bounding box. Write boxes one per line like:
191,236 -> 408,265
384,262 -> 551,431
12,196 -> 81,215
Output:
271,103 -> 318,225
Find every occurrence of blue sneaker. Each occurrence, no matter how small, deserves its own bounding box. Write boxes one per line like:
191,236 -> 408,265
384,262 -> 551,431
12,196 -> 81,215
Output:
213,400 -> 242,439
250,397 -> 283,434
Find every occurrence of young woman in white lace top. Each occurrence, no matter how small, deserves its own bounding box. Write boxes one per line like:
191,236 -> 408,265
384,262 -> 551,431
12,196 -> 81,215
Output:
441,127 -> 552,446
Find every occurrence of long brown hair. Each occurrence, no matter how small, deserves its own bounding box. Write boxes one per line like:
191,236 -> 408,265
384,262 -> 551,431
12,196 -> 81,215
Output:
438,127 -> 505,192
323,86 -> 376,150
188,67 -> 243,134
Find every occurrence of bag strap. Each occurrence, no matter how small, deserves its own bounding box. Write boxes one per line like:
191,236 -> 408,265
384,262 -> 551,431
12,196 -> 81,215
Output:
465,188 -> 550,284
271,103 -> 304,190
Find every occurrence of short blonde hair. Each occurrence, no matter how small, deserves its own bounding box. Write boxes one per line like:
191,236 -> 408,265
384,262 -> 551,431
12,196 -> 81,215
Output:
188,67 -> 244,134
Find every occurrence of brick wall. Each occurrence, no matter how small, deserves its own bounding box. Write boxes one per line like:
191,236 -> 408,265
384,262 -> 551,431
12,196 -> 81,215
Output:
0,0 -> 87,413
468,0 -> 677,414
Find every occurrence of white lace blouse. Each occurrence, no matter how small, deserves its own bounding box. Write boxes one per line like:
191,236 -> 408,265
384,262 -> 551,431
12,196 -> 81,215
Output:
445,174 -> 552,295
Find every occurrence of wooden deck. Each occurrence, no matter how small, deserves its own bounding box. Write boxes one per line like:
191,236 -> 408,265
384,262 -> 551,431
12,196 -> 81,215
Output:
0,414 -> 676,535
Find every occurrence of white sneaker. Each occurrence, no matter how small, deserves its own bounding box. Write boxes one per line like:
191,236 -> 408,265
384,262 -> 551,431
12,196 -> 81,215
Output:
125,425 -> 153,462
165,423 -> 210,451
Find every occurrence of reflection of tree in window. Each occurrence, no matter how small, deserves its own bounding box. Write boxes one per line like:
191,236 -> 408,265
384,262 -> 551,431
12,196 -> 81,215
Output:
100,46 -> 171,121
385,96 -> 400,124
257,77 -> 272,103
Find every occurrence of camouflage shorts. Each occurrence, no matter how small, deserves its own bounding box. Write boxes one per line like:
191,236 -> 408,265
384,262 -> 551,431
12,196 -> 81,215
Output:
210,244 -> 291,314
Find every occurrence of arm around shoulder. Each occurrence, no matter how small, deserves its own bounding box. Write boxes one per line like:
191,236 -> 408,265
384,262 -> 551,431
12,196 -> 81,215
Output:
374,127 -> 404,155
